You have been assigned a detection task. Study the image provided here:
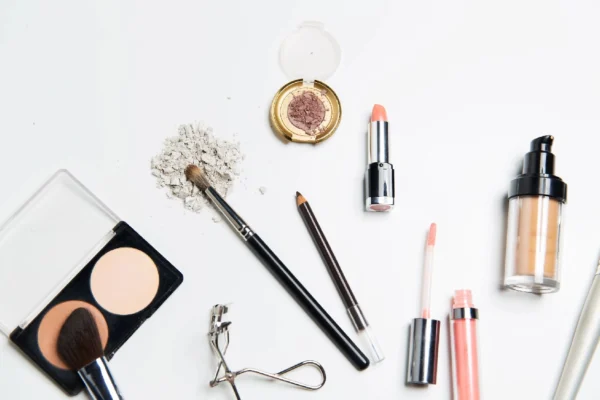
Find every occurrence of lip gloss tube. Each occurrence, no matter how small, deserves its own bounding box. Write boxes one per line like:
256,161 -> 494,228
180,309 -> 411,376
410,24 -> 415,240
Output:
450,290 -> 480,400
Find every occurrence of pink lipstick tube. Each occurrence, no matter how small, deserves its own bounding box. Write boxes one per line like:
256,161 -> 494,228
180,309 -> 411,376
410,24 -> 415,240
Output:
450,290 -> 480,400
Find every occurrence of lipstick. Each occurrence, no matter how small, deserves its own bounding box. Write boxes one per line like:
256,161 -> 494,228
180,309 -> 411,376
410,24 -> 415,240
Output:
365,104 -> 395,212
450,290 -> 481,400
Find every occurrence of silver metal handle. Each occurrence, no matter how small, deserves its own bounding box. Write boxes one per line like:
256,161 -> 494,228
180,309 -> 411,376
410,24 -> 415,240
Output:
78,357 -> 123,400
554,276 -> 600,400
216,361 -> 327,392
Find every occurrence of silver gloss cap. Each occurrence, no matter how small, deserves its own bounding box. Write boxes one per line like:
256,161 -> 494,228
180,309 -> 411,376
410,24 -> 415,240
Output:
407,318 -> 440,385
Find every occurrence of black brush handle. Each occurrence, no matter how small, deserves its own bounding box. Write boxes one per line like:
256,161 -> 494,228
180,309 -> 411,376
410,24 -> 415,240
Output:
246,234 -> 370,371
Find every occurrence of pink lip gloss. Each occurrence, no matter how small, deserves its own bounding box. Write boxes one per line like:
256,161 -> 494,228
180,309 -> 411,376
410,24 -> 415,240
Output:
450,289 -> 480,400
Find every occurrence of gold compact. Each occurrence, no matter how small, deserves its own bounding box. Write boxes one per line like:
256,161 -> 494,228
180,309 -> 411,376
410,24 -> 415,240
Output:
269,22 -> 342,144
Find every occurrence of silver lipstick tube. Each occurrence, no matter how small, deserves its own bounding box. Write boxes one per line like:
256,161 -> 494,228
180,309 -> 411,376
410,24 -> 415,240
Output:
365,121 -> 395,212
78,357 -> 123,400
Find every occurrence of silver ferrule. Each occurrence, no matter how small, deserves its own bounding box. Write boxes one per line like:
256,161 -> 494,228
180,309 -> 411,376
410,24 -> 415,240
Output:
206,187 -> 254,241
368,121 -> 389,164
347,304 -> 369,331
451,307 -> 479,320
78,357 -> 123,400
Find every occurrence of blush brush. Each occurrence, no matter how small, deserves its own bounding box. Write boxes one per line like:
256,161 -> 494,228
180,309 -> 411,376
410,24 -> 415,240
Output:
185,164 -> 370,371
57,308 -> 123,399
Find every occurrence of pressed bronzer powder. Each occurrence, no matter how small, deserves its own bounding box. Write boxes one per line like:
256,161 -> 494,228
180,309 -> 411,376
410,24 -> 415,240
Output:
38,300 -> 109,370
269,22 -> 342,143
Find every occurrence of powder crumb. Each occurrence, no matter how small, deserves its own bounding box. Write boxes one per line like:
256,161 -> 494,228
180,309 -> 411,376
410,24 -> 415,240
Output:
287,91 -> 326,135
151,122 -> 243,213
259,187 -> 267,195
212,216 -> 222,223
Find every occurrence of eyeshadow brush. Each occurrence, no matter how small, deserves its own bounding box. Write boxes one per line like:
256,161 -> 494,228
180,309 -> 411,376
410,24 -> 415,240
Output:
185,164 -> 370,371
57,308 -> 123,400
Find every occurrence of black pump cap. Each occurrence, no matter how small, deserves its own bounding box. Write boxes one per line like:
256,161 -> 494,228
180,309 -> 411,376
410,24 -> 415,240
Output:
508,135 -> 567,202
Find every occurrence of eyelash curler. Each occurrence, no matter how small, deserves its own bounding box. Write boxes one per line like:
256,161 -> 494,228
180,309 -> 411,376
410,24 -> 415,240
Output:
208,304 -> 326,399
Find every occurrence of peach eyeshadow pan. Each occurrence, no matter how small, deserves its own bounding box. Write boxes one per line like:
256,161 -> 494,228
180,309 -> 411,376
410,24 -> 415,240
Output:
91,247 -> 160,315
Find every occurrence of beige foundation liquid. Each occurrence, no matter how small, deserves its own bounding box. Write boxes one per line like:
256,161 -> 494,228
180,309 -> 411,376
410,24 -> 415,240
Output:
504,136 -> 567,294
514,196 -> 561,278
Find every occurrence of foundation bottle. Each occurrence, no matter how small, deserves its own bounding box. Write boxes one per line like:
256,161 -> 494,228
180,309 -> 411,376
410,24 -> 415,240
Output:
504,135 -> 568,294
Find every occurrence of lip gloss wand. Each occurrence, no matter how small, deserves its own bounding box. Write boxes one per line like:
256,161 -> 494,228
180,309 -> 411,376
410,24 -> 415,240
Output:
407,223 -> 441,385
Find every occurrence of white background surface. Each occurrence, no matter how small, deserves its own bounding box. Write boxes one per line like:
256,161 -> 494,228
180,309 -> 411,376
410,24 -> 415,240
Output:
1,1 -> 600,399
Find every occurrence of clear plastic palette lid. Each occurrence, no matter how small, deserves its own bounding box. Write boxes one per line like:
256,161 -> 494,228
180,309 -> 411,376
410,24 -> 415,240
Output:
0,170 -> 119,336
279,21 -> 341,82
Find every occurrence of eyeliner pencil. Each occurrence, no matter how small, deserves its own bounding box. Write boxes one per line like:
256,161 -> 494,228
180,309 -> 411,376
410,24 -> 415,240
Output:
185,165 -> 369,371
296,192 -> 384,363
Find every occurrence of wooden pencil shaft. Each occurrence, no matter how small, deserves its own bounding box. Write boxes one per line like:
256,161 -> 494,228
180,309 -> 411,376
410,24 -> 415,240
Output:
298,201 -> 358,309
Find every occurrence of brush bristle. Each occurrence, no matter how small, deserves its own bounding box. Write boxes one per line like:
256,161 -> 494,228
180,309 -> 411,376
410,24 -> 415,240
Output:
57,308 -> 104,371
185,164 -> 211,191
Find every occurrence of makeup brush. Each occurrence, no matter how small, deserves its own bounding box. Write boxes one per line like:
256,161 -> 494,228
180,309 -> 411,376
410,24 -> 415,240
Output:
185,165 -> 370,371
57,308 -> 123,400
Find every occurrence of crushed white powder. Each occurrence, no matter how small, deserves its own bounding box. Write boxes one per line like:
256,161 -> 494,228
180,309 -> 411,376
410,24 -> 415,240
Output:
151,122 -> 243,212
259,187 -> 267,195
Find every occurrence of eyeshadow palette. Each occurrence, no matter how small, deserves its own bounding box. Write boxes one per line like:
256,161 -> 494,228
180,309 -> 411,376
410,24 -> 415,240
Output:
269,22 -> 342,143
0,170 -> 183,395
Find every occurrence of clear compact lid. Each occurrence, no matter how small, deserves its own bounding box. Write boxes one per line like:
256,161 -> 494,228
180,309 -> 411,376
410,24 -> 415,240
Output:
0,170 -> 118,336
279,21 -> 341,82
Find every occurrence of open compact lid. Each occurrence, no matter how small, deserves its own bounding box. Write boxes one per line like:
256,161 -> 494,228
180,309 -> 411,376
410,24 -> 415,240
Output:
279,21 -> 341,82
0,170 -> 118,336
